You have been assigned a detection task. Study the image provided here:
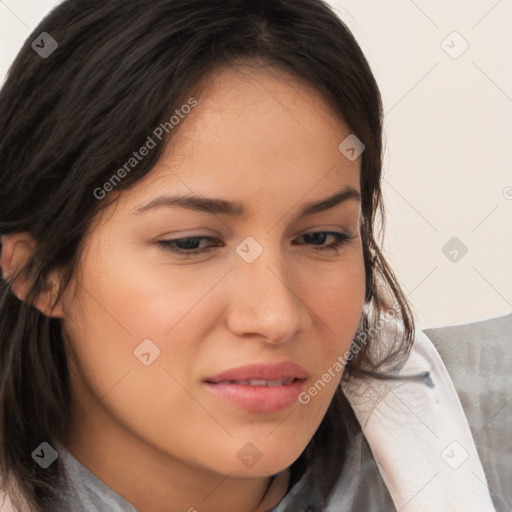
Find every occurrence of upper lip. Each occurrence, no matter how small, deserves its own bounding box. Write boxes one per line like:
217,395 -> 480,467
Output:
204,361 -> 308,383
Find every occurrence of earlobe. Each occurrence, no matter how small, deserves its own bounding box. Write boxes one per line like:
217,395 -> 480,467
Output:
0,233 -> 66,319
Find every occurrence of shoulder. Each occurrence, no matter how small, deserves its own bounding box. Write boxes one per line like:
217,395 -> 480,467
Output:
423,312 -> 512,389
424,313 -> 512,511
341,324 -> 497,511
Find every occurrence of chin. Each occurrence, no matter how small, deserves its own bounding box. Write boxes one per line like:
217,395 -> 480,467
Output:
225,456 -> 296,478
209,437 -> 308,478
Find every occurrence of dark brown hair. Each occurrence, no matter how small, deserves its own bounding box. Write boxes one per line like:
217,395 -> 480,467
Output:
0,0 -> 415,510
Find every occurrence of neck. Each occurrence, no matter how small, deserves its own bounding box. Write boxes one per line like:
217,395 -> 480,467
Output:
62,405 -> 285,512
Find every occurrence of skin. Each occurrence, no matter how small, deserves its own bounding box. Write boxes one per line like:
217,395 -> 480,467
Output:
0,65 -> 366,512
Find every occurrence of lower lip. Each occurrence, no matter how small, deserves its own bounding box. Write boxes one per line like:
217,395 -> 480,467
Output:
203,380 -> 305,413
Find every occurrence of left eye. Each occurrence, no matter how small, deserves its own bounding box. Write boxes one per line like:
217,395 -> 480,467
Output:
157,231 -> 354,257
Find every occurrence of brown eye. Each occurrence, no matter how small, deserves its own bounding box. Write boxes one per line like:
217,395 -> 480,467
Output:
157,236 -> 222,256
293,231 -> 354,252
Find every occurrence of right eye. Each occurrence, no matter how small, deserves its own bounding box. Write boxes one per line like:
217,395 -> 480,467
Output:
157,236 -> 222,256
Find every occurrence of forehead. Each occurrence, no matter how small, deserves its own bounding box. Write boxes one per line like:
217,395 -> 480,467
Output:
123,65 -> 361,216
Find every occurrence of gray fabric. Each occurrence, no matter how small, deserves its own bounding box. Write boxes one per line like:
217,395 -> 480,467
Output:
55,441 -> 137,512
424,312 -> 512,512
322,430 -> 396,512
271,425 -> 396,512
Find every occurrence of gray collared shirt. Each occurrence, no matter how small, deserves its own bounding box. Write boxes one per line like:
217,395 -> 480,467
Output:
56,442 -> 137,512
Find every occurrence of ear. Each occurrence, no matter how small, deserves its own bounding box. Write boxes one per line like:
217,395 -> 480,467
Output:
0,233 -> 65,318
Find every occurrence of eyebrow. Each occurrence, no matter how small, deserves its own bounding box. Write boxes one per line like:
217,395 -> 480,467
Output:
132,186 -> 361,218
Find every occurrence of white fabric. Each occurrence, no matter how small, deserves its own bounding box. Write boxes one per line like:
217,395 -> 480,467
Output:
342,327 -> 496,512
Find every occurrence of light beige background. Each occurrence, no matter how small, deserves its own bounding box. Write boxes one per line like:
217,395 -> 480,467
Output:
1,0 -> 511,328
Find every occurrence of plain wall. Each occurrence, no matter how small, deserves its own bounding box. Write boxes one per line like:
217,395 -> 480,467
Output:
0,0 -> 511,328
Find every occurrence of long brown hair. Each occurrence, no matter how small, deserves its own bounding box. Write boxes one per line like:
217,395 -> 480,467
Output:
0,0 -> 415,510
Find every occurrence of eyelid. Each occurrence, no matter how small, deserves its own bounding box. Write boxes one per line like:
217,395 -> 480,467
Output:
156,229 -> 357,257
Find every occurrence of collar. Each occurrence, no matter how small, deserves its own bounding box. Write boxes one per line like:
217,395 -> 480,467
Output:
342,326 -> 496,511
253,468 -> 291,512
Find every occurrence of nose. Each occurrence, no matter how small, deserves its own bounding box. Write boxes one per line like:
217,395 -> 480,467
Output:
225,242 -> 311,344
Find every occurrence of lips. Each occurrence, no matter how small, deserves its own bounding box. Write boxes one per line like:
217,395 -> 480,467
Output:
204,361 -> 308,383
203,361 -> 308,413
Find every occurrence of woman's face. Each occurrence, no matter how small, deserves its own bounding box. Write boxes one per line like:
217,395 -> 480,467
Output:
61,65 -> 366,479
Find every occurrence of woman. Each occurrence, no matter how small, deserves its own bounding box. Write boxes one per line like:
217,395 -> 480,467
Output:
0,0 -> 496,510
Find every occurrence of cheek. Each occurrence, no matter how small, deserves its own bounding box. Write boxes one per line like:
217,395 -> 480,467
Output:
62,257 -> 231,467
295,268 -> 365,426
71,246 -> 216,340
300,253 -> 366,349
62,244 -> 231,410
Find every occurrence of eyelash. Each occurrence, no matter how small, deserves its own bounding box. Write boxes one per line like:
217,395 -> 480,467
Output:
157,231 -> 355,257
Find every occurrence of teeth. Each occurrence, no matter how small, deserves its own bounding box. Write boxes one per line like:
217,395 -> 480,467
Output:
248,379 -> 268,386
239,378 -> 295,386
212,378 -> 296,386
